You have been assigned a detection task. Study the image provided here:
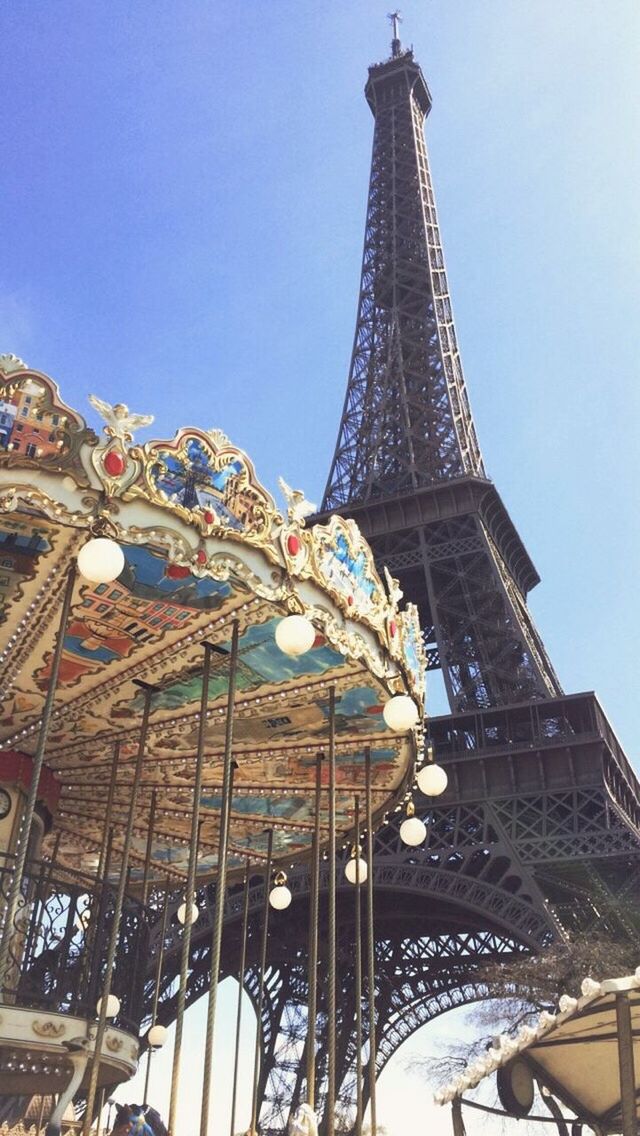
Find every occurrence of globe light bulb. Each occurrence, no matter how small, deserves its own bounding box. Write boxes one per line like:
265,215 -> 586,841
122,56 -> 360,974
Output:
177,900 -> 199,926
77,537 -> 125,584
269,871 -> 292,910
269,884 -> 292,910
416,763 -> 448,797
400,802 -> 426,847
382,694 -> 419,732
96,993 -> 121,1019
275,614 -> 316,657
345,855 -> 368,885
147,1024 -> 168,1049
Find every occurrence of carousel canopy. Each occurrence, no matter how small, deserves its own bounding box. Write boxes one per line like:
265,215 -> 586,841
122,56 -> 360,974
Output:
436,972 -> 640,1132
0,356 -> 425,883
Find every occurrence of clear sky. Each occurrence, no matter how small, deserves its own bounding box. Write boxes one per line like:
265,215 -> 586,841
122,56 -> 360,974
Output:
2,1 -> 639,1133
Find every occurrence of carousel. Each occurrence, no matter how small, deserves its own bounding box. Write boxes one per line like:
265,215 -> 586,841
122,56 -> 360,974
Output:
0,355 -> 443,1136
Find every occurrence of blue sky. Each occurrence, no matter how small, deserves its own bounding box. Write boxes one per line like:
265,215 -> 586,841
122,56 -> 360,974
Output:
2,1 -> 639,1132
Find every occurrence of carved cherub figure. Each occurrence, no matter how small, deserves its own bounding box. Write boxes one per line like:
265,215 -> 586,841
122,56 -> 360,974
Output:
278,477 -> 316,524
89,394 -> 154,443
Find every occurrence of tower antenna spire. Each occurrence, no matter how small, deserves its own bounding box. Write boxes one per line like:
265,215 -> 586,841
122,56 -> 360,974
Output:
388,10 -> 402,57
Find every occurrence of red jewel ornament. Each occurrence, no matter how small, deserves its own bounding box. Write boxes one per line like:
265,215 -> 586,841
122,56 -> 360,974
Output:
389,620 -> 397,638
287,534 -> 301,557
347,594 -> 354,607
203,510 -> 214,525
103,450 -> 125,477
196,550 -> 207,566
166,564 -> 191,580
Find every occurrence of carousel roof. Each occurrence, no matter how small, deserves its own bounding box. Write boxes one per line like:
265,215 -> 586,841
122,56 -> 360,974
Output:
0,356 -> 425,883
436,971 -> 640,1131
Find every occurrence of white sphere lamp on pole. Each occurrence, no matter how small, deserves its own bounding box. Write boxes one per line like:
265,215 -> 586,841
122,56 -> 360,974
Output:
177,898 -> 200,926
399,801 -> 426,847
96,993 -> 121,1019
77,536 -> 125,584
275,614 -> 316,657
269,870 -> 292,910
382,694 -> 419,733
416,745 -> 448,797
147,1024 -> 168,1049
344,847 -> 368,885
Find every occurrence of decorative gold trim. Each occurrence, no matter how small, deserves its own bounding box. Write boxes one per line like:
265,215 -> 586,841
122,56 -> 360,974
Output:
32,1019 -> 66,1038
105,1036 -> 123,1053
127,427 -> 282,550
0,368 -> 97,486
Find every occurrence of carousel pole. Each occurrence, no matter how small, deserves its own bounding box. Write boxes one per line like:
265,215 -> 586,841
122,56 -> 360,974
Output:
97,743 -> 120,883
199,620 -> 240,1136
249,828 -> 274,1136
327,686 -> 337,1136
229,858 -> 251,1136
364,746 -> 377,1135
168,641 -> 214,1135
353,794 -> 363,1136
306,752 -> 323,1111
82,681 -> 156,1136
0,564 -> 76,985
141,789 -> 158,907
143,877 -> 171,1108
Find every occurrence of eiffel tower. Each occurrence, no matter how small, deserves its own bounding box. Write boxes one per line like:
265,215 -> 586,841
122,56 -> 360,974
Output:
150,23 -> 640,1135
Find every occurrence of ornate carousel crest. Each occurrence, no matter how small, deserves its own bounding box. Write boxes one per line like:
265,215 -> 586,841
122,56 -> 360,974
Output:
0,363 -> 97,486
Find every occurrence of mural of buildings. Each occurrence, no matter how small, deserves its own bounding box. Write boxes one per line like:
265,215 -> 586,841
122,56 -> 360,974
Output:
0,379 -> 65,458
0,523 -> 52,622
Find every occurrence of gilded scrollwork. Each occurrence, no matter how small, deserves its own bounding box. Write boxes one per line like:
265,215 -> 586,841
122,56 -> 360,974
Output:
127,428 -> 282,552
0,369 -> 97,486
31,1019 -> 66,1038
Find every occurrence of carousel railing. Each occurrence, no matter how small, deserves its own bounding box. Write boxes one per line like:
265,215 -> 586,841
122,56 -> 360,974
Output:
0,852 -> 149,1035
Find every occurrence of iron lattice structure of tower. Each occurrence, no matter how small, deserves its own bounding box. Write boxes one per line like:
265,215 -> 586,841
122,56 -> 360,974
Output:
144,31 -> 640,1136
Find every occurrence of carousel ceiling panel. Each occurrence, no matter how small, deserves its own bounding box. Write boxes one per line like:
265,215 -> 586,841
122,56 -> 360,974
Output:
0,360 -> 427,883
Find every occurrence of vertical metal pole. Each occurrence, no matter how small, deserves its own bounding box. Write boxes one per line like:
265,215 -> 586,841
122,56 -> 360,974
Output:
229,859 -> 251,1136
353,795 -> 363,1136
327,686 -> 337,1136
97,744 -> 120,888
306,753 -> 323,1110
249,828 -> 274,1135
200,621 -> 240,1136
143,876 -> 171,1108
141,790 -> 157,907
95,1089 -> 105,1136
615,991 -> 637,1136
143,880 -> 171,1107
0,565 -> 76,984
24,831 -> 62,973
169,642 -> 213,1134
364,746 -> 377,1135
82,682 -> 155,1136
88,826 -> 115,1012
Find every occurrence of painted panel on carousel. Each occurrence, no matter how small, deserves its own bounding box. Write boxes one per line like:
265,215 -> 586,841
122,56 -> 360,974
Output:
0,517 -> 55,625
132,428 -> 280,544
33,543 -> 242,692
310,516 -> 386,622
0,362 -> 96,484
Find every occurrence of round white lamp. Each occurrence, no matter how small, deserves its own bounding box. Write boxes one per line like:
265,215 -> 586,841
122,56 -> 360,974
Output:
269,871 -> 292,910
96,993 -> 121,1019
382,694 -> 419,732
177,899 -> 199,926
400,801 -> 426,847
345,850 -> 368,885
77,537 -> 125,584
417,762 -> 448,797
275,614 -> 316,657
147,1024 -> 168,1049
